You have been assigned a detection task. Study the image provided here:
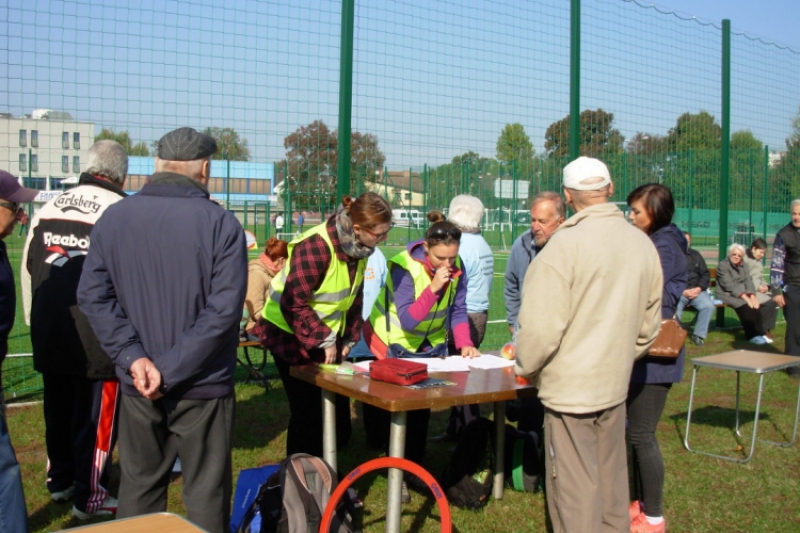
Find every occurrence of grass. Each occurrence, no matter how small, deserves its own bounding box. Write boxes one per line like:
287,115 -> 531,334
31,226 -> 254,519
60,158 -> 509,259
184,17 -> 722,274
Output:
7,323 -> 800,532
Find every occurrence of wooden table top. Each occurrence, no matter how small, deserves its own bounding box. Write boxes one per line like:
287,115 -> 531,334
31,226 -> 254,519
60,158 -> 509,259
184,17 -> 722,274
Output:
692,350 -> 800,373
63,513 -> 205,533
290,363 -> 537,411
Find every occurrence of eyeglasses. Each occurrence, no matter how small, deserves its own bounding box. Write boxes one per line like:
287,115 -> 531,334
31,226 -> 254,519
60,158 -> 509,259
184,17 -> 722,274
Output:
0,202 -> 20,214
427,226 -> 462,242
360,222 -> 395,240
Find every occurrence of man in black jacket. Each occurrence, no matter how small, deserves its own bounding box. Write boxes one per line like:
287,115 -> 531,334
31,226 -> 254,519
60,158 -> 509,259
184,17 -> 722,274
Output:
675,232 -> 715,346
22,140 -> 129,519
78,128 -> 247,533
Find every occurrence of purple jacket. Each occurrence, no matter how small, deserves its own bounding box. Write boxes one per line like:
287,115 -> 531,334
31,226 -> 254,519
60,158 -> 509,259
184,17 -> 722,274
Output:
390,240 -> 472,350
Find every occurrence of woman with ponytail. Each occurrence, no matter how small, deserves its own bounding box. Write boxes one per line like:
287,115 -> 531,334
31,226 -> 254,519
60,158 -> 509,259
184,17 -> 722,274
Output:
259,192 -> 393,457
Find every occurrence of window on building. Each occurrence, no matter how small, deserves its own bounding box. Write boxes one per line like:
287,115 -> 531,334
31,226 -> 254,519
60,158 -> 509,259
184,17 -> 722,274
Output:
62,156 -> 69,173
19,129 -> 26,147
62,132 -> 69,149
73,132 -> 81,150
405,193 -> 412,200
31,130 -> 38,148
23,177 -> 46,190
30,154 -> 38,173
19,154 -> 27,172
73,156 -> 80,174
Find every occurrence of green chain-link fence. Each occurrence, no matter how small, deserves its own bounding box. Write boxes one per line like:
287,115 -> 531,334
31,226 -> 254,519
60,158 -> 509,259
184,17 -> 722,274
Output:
3,0 -> 800,399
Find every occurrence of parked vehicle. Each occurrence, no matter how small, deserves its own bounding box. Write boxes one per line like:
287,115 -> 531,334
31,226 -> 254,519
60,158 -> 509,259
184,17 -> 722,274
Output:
392,209 -> 423,228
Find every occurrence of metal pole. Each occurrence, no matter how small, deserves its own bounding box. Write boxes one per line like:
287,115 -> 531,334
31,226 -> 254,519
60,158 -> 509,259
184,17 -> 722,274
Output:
569,0 -> 581,162
336,0 -> 356,203
717,19 -> 731,328
225,152 -> 231,211
763,146 -> 769,242
749,148 -> 754,243
688,149 -> 694,237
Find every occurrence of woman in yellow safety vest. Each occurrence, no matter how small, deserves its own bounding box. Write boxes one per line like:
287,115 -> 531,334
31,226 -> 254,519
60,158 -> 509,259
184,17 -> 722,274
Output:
259,192 -> 393,458
361,211 -> 479,500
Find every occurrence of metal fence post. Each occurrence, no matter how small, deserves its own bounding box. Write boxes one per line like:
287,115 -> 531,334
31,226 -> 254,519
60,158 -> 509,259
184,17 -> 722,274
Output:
336,0 -> 355,204
569,0 -> 581,162
717,18 -> 731,328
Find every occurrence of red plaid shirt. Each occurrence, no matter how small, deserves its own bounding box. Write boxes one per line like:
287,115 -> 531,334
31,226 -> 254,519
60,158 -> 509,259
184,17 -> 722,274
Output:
260,217 -> 364,364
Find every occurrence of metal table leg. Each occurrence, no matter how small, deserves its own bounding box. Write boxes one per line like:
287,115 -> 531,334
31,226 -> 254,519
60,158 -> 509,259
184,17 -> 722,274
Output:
736,372 -> 800,448
321,390 -> 337,472
385,411 -> 407,533
683,365 -> 700,453
493,401 -> 506,500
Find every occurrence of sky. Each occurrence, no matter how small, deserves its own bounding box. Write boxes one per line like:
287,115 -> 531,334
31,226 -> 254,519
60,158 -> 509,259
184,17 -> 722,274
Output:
647,0 -> 800,49
2,0 -> 799,169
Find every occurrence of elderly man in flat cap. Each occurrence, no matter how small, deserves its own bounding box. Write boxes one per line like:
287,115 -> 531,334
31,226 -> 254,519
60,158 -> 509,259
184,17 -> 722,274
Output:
515,157 -> 662,533
78,128 -> 247,532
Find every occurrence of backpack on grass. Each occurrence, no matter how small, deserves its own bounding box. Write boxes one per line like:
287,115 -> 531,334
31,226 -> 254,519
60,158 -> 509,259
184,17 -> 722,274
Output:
441,417 -> 495,509
503,424 -> 543,493
236,453 -> 357,533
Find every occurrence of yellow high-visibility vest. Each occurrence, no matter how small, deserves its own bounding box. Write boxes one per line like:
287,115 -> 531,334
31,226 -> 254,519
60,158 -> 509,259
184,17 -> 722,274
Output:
369,250 -> 460,351
263,222 -> 365,337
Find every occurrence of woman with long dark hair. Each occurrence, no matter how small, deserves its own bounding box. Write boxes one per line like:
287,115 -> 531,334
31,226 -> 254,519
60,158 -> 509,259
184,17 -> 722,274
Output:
626,183 -> 688,533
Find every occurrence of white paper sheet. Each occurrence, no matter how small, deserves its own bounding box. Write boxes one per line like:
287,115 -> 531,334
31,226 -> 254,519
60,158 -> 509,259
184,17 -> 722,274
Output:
466,354 -> 516,370
352,356 -> 472,373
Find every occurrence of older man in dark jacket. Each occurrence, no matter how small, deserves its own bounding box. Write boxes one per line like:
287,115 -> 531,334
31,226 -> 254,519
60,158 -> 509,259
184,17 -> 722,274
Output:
78,128 -> 247,533
675,232 -> 715,346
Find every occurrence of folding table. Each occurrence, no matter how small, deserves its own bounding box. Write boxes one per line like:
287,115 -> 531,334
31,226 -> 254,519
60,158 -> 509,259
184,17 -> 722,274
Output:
684,350 -> 800,463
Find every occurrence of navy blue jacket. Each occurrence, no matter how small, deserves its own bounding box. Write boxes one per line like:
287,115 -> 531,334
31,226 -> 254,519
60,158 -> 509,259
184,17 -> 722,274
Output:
0,242 -> 15,362
631,223 -> 688,384
77,173 -> 248,399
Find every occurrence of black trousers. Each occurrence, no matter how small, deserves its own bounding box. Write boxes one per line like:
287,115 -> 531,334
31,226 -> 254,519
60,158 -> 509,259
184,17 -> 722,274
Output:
784,286 -> 800,356
274,355 -> 352,457
627,382 -> 672,518
361,403 -> 431,465
42,373 -> 119,513
733,304 -> 767,339
117,393 -> 234,533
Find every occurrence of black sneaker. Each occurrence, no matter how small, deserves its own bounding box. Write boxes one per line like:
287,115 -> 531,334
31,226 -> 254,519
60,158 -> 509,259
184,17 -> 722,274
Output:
691,335 -> 704,347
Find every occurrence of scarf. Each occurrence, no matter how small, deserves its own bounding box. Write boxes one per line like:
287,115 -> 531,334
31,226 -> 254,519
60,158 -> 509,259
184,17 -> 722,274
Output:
259,253 -> 280,275
335,209 -> 375,260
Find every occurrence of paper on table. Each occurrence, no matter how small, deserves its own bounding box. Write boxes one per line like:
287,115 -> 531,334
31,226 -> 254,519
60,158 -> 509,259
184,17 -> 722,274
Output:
352,357 -> 472,373
466,354 -> 516,370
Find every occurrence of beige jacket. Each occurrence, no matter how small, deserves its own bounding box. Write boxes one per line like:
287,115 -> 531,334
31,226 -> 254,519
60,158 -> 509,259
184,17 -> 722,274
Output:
245,258 -> 277,331
515,203 -> 663,414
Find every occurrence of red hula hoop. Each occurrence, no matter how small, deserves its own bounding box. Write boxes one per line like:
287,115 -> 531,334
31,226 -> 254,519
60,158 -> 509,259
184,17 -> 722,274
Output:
319,456 -> 452,533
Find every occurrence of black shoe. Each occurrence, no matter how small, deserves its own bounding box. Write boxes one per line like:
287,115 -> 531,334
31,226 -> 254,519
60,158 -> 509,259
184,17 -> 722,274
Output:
691,335 -> 705,347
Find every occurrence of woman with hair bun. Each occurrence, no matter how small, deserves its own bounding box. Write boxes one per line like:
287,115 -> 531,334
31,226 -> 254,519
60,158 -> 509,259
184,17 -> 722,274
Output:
242,237 -> 289,340
260,192 -> 393,457
361,210 -> 478,501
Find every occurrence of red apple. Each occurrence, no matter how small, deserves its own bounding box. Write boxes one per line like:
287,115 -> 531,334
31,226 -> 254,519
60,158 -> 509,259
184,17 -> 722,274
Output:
515,375 -> 531,386
501,342 -> 516,360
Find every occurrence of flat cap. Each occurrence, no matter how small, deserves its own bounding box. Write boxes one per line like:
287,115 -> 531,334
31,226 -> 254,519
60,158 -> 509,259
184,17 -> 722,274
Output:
157,127 -> 218,161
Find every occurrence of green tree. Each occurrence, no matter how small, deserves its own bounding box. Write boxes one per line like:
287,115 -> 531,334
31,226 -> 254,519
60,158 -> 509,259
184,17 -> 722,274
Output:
94,128 -> 150,156
770,108 -> 800,205
544,109 -> 623,158
496,124 -> 534,163
202,127 -> 251,161
279,120 -> 385,211
730,130 -> 763,152
665,111 -> 721,152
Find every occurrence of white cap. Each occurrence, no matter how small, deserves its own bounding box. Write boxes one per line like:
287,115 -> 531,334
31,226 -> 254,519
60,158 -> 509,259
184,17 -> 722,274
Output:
562,157 -> 611,191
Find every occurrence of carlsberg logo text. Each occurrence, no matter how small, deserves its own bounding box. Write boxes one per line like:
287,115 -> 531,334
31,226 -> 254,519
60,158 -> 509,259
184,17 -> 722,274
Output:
44,232 -> 90,249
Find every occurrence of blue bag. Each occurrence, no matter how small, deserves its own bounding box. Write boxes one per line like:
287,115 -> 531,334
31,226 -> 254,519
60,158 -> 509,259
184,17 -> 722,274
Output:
230,464 -> 280,533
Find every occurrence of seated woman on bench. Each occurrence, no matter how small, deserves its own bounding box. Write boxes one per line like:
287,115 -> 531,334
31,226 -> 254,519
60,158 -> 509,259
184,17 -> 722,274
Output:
717,243 -> 777,345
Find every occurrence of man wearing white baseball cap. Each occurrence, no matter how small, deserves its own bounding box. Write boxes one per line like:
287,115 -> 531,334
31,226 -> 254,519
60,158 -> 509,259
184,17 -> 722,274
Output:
0,169 -> 37,533
515,157 -> 663,532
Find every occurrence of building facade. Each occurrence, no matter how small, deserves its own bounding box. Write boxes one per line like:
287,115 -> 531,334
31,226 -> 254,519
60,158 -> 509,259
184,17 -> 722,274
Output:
0,109 -> 94,190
